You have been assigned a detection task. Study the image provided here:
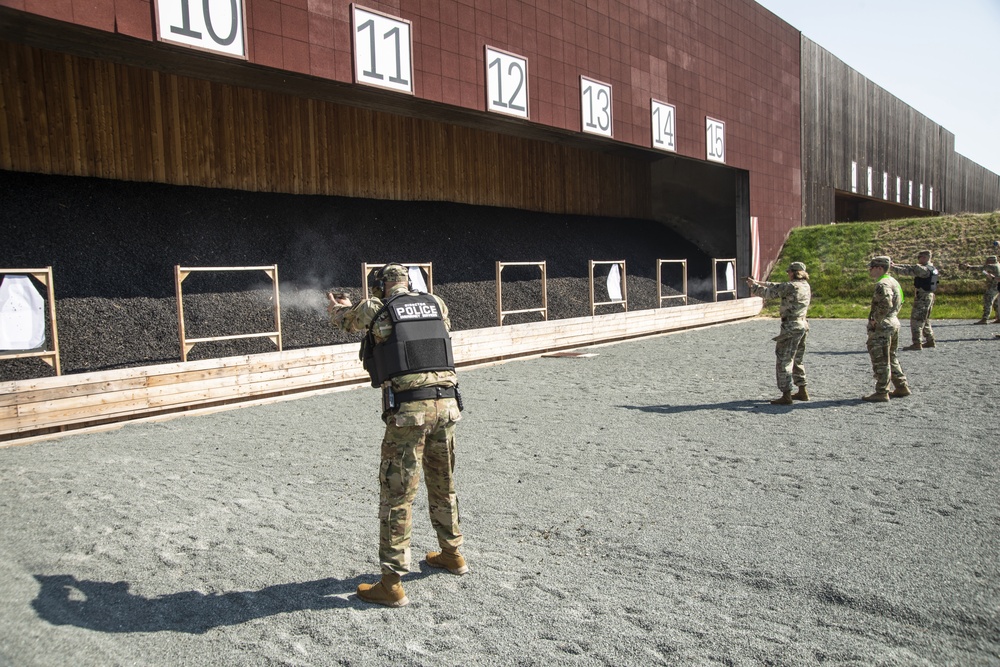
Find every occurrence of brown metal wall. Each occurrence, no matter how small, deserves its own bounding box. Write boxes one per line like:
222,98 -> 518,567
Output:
948,153 -> 1000,214
801,36 -> 1000,225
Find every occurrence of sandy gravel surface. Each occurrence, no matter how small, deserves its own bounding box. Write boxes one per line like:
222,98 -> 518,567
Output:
1,318 -> 998,666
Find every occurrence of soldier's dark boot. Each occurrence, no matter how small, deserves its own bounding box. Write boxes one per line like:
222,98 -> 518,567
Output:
357,573 -> 409,607
974,318 -> 988,324
923,337 -> 936,348
889,383 -> 912,398
902,341 -> 922,351
792,387 -> 809,401
426,550 -> 469,575
770,391 -> 793,405
862,392 -> 890,403
992,319 -> 1000,324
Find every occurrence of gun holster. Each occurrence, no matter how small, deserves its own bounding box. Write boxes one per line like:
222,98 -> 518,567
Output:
381,385 -> 396,413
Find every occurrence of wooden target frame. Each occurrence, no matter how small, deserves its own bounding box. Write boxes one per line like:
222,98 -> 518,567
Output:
589,260 -> 627,315
0,267 -> 61,375
656,259 -> 688,306
712,258 -> 738,302
175,265 -> 282,362
496,261 -> 548,326
362,262 -> 433,300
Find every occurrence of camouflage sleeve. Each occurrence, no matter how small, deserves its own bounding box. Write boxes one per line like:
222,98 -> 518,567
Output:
868,282 -> 895,324
749,281 -> 790,301
892,264 -> 916,277
431,293 -> 452,331
329,299 -> 383,333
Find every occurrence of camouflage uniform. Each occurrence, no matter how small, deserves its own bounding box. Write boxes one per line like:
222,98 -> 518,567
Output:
867,265 -> 907,394
748,274 -> 810,393
968,257 -> 1000,321
891,256 -> 937,345
330,284 -> 463,579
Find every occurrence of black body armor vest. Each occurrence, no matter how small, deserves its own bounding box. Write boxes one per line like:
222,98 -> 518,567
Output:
913,267 -> 939,293
362,293 -> 455,387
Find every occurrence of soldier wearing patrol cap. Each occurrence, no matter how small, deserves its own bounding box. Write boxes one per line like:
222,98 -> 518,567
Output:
746,261 -> 811,405
327,263 -> 467,607
959,255 -> 1000,324
863,256 -> 911,402
891,250 -> 939,349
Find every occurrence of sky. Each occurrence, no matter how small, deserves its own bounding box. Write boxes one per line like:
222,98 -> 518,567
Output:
754,0 -> 1000,176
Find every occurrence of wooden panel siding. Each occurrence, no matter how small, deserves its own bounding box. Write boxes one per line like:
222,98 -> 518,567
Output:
0,41 -> 651,219
800,37 -> 952,225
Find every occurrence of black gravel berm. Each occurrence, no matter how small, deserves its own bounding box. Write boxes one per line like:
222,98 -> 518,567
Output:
1,170 -> 709,379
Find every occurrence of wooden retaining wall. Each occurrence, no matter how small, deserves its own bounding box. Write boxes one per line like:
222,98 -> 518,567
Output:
0,298 -> 762,445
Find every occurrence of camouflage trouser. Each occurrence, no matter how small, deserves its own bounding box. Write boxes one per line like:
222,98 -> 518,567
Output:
772,324 -> 808,392
867,325 -> 907,393
982,285 -> 999,319
909,291 -> 935,343
378,397 -> 463,577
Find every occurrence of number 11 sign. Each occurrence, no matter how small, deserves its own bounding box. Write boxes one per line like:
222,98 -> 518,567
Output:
352,5 -> 413,94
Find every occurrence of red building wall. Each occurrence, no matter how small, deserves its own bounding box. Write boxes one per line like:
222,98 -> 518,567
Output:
2,0 -> 802,267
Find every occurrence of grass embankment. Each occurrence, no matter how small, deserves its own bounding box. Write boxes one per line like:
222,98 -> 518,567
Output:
763,212 -> 1000,318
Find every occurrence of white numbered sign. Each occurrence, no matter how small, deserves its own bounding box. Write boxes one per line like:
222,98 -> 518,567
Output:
485,46 -> 529,118
706,117 -> 725,163
580,76 -> 612,137
651,100 -> 676,152
156,0 -> 246,58
352,6 -> 413,94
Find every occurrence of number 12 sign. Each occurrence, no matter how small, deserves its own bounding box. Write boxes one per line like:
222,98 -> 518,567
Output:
352,5 -> 413,94
485,46 -> 529,118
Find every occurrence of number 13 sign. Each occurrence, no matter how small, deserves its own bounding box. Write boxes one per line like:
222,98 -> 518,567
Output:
352,5 -> 413,94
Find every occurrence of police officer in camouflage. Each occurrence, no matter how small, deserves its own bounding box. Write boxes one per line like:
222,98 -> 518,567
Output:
863,256 -> 911,403
959,255 -> 1000,324
891,250 -> 939,349
746,262 -> 811,405
327,263 -> 467,607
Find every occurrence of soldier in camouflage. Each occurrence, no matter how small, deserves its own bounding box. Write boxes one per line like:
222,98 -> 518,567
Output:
890,250 -> 938,350
746,261 -> 811,405
959,255 -> 1000,324
863,256 -> 910,402
327,263 -> 466,607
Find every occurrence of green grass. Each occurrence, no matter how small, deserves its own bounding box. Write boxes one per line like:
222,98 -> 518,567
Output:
761,211 -> 1000,319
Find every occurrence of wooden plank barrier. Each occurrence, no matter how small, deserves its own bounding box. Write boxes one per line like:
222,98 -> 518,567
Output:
0,298 -> 762,445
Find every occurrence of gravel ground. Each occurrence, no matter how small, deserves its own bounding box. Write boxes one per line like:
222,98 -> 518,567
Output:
1,170 -> 703,379
1,318 -> 998,666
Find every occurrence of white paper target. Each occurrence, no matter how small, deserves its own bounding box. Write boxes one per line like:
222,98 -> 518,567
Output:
408,266 -> 428,293
724,262 -> 735,291
606,264 -> 623,302
0,275 -> 46,350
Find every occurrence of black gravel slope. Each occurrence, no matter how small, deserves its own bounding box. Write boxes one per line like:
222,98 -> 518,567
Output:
1,170 -> 709,378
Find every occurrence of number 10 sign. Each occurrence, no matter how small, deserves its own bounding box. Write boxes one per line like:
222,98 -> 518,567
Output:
155,0 -> 247,58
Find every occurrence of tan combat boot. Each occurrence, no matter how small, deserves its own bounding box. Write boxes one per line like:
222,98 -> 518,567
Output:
426,550 -> 469,575
792,387 -> 809,401
862,392 -> 890,403
902,341 -> 922,351
770,391 -> 793,405
357,573 -> 409,607
923,338 -> 936,348
889,383 -> 912,398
